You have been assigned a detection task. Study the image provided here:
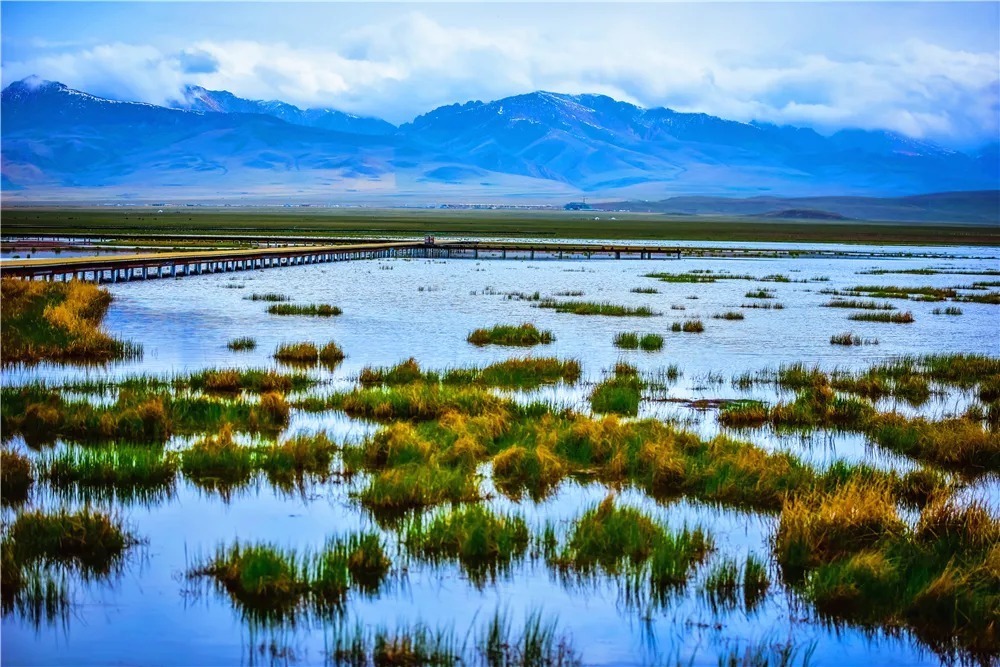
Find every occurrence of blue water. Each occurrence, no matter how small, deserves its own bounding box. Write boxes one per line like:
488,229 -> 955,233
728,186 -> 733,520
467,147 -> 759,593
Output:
3,242 -> 999,666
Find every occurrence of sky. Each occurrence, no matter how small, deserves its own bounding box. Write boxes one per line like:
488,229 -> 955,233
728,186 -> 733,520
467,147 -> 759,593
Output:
2,2 -> 998,147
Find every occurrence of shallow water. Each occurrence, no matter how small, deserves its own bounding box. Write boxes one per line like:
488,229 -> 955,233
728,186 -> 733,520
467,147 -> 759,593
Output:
3,242 -> 999,666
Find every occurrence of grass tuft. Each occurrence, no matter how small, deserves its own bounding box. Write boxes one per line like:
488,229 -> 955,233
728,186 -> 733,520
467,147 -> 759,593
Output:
467,323 -> 554,347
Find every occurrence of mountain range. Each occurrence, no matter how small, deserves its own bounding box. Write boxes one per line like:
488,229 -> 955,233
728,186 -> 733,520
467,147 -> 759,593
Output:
2,77 -> 998,203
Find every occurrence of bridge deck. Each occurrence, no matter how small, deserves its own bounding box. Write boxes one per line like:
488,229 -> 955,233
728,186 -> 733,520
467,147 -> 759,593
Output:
0,241 -> 425,281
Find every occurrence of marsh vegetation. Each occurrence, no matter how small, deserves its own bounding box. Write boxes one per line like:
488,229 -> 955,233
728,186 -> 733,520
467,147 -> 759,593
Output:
3,247 -> 998,666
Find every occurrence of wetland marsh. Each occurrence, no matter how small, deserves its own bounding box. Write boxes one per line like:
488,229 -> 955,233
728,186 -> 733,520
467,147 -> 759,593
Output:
2,239 -> 999,666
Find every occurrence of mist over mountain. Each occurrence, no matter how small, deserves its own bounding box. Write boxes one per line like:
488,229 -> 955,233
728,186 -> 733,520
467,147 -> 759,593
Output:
2,77 -> 997,205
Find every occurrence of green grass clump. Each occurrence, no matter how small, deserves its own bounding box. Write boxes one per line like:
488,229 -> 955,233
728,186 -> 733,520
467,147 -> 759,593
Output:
5,508 -> 138,576
745,289 -> 775,299
823,299 -> 896,310
404,505 -> 529,583
274,342 -> 319,363
267,304 -> 342,317
671,319 -> 705,333
467,323 -> 554,347
472,357 -> 580,389
1,450 -> 33,506
323,383 -> 508,422
556,496 -> 665,573
932,306 -> 963,315
613,332 -> 640,349
191,532 -> 389,619
0,383 -> 290,446
537,300 -> 657,317
226,337 -> 257,351
246,293 -> 290,302
718,400 -> 770,428
956,290 -> 1000,304
848,284 -> 956,301
778,490 -> 1000,658
1,278 -> 142,365
848,311 -> 915,323
319,341 -> 346,365
181,426 -> 256,490
40,446 -> 178,501
630,287 -> 659,294
644,271 -> 751,284
359,357 -> 580,390
830,332 -> 864,346
865,413 -> 1000,471
776,482 -> 903,572
554,496 -> 711,580
257,432 -> 337,488
614,333 -> 663,350
590,365 -> 645,416
639,334 -> 664,351
190,368 -> 306,393
358,464 -> 480,513
712,311 -> 745,320
702,558 -> 739,610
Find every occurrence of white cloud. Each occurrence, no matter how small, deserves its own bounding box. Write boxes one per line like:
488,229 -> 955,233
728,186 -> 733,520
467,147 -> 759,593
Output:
2,11 -> 997,146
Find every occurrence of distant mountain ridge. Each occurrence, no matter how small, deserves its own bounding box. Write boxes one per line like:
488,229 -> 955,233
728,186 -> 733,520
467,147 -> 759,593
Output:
171,85 -> 396,136
597,191 -> 1000,224
2,77 -> 998,204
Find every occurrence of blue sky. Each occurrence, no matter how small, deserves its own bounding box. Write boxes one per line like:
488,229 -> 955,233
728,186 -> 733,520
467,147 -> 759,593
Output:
2,2 -> 998,147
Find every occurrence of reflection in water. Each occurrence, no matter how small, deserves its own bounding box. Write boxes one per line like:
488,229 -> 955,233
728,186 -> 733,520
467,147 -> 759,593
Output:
4,247 -> 999,666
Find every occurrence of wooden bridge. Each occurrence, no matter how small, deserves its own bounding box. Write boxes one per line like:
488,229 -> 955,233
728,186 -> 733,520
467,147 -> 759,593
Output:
1,235 -> 903,283
0,241 -> 427,282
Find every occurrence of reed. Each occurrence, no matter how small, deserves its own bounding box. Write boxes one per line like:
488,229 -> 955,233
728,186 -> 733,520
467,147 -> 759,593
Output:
848,311 -> 915,323
745,289 -> 775,299
319,341 -> 346,365
404,505 -> 529,583
40,446 -> 178,497
330,610 -> 581,666
180,425 -> 256,490
712,311 -> 745,320
613,332 -> 640,349
639,334 -> 664,351
702,558 -> 739,610
740,302 -> 785,310
630,287 -> 659,294
931,306 -> 963,316
1,450 -> 33,506
671,319 -> 704,333
274,342 -> 319,363
246,293 -> 290,302
823,299 -> 896,310
467,323 -> 554,347
5,508 -> 138,576
226,337 -> 257,351
775,482 -> 903,572
358,464 -> 480,512
359,357 -> 580,390
537,300 -> 657,317
847,284 -> 956,301
1,278 -> 142,364
865,413 -> 1000,471
742,554 -> 771,610
590,367 -> 644,416
267,304 -> 342,316
830,332 -> 863,346
191,532 -> 389,617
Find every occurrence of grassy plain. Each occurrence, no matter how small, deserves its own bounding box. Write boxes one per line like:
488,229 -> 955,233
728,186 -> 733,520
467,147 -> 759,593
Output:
3,208 -> 999,245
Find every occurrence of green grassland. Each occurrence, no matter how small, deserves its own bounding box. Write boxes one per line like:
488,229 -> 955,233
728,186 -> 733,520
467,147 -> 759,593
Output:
2,208 -> 998,245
